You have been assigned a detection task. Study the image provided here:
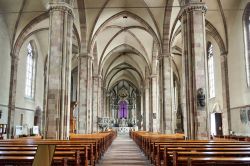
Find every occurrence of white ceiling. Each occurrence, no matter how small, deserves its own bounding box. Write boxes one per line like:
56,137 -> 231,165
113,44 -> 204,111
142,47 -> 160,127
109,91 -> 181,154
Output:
1,0 -> 248,90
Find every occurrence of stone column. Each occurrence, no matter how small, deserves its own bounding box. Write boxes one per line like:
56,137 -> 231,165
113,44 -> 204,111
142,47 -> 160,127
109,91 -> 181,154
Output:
150,42 -> 159,132
103,88 -> 107,117
136,94 -> 141,129
150,75 -> 159,132
161,54 -> 173,134
42,58 -> 48,137
77,54 -> 93,134
45,1 -> 74,139
71,70 -> 78,101
92,75 -> 100,133
98,76 -> 103,118
140,90 -> 144,130
7,54 -> 18,138
107,95 -> 111,117
180,2 -> 208,139
133,101 -> 137,122
111,104 -> 115,119
220,53 -> 230,135
144,78 -> 150,131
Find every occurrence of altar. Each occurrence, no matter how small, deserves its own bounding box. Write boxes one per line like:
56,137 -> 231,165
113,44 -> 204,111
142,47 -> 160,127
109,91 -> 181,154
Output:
111,117 -> 138,134
112,126 -> 138,134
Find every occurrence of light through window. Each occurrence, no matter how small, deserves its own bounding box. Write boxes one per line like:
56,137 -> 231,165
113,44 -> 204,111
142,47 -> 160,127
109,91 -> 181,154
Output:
207,42 -> 215,98
244,4 -> 250,86
25,42 -> 35,98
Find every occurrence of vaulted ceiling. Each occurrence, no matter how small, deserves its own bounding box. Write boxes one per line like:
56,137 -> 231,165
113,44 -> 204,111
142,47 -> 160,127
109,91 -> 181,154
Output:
0,0 -> 246,91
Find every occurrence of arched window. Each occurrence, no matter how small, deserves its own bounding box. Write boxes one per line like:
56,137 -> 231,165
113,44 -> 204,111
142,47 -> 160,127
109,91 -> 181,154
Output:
207,42 -> 215,98
243,3 -> 250,87
25,42 -> 36,98
119,100 -> 128,119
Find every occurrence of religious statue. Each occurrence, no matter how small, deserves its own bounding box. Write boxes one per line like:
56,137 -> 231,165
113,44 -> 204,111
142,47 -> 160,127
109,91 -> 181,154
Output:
197,88 -> 205,107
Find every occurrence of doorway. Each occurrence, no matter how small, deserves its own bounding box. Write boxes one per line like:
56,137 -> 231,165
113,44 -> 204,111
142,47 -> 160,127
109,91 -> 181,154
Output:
211,113 -> 223,136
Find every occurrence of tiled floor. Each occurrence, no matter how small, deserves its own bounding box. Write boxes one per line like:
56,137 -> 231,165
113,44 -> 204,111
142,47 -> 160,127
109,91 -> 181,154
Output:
96,135 -> 153,166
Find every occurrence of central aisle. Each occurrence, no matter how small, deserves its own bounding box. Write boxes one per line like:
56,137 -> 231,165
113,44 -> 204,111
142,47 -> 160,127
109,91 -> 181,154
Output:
96,134 -> 153,166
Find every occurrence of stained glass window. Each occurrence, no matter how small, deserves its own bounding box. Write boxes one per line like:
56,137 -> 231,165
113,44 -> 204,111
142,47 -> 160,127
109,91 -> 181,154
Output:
119,101 -> 128,119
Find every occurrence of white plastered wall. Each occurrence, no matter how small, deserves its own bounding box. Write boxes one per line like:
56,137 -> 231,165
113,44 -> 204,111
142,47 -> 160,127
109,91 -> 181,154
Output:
226,0 -> 250,136
15,35 -> 45,134
206,35 -> 224,135
0,15 -> 11,125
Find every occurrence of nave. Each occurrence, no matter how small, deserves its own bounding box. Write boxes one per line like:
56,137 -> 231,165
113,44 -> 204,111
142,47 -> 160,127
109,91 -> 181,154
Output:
97,134 -> 152,166
1,0 -> 250,165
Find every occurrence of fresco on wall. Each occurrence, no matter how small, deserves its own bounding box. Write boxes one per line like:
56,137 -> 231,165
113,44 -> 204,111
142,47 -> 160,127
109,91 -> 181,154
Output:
240,109 -> 247,124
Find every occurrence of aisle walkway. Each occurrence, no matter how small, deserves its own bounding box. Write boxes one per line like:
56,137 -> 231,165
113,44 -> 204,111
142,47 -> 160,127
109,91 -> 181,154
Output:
96,135 -> 153,166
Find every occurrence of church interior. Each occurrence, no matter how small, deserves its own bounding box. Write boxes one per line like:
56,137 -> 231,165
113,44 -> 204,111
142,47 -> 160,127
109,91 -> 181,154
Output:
0,0 -> 250,165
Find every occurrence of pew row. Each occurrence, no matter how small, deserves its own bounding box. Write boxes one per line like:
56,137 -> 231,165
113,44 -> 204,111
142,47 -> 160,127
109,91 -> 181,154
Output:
0,130 -> 116,166
131,131 -> 250,166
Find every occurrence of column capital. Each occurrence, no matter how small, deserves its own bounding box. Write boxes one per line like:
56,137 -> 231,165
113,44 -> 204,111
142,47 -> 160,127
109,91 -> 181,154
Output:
10,53 -> 19,61
165,53 -> 173,57
152,55 -> 159,60
48,2 -> 74,17
178,2 -> 207,19
10,53 -> 19,60
221,51 -> 228,57
149,74 -> 158,78
106,93 -> 110,97
78,53 -> 94,60
93,75 -> 102,79
158,53 -> 173,60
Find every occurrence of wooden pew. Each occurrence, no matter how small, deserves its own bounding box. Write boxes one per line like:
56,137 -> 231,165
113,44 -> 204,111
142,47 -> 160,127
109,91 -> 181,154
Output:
70,130 -> 117,160
172,151 -> 250,166
0,131 -> 116,166
213,135 -> 250,141
158,143 -> 250,165
0,142 -> 90,166
0,145 -> 36,165
131,131 -> 250,166
131,131 -> 185,161
130,131 -> 185,153
145,139 -> 250,164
